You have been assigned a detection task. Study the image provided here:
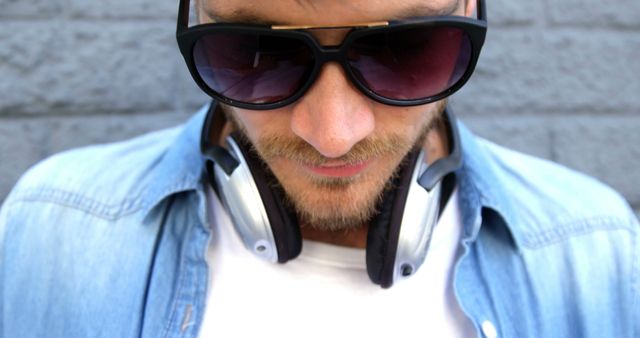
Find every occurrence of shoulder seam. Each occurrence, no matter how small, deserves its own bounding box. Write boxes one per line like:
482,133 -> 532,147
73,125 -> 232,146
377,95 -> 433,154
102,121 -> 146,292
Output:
6,187 -> 143,221
520,215 -> 635,249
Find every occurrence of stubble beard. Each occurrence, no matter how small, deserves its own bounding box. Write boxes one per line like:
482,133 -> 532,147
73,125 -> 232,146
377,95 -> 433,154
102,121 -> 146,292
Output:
257,133 -> 412,231
222,102 -> 445,232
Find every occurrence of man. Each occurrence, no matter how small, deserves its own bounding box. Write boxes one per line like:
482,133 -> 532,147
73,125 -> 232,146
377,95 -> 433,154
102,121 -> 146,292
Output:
1,0 -> 637,337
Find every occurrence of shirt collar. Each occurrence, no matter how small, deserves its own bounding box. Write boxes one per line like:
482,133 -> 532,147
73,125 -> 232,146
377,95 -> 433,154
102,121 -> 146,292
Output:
141,104 -> 210,217
455,121 -> 522,248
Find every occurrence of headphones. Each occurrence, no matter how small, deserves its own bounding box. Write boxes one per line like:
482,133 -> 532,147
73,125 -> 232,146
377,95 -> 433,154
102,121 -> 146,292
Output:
201,101 -> 462,288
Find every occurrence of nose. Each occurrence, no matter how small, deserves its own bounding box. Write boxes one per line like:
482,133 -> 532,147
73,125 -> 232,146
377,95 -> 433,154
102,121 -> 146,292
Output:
290,63 -> 375,159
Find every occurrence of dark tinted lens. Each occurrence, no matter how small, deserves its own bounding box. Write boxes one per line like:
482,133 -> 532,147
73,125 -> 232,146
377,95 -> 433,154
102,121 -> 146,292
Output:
193,32 -> 314,104
347,26 -> 472,100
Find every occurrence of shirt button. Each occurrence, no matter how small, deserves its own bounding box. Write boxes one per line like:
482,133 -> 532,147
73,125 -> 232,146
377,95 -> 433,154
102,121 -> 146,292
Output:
481,320 -> 498,338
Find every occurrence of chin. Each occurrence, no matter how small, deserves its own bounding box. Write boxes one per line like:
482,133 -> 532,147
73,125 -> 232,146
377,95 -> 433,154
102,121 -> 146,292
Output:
272,154 -> 404,231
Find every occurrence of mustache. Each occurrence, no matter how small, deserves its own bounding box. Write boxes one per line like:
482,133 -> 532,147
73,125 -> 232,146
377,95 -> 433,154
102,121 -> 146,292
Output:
251,133 -> 415,167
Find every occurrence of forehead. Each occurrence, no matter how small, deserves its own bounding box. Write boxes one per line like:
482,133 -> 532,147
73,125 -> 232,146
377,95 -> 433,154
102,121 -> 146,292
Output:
200,0 -> 463,25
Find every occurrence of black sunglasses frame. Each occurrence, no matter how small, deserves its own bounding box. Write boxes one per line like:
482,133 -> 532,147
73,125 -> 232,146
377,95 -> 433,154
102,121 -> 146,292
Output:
177,0 -> 487,110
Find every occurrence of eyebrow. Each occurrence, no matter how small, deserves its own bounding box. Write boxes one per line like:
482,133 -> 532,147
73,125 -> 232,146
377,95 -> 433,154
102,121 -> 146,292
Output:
205,1 -> 462,26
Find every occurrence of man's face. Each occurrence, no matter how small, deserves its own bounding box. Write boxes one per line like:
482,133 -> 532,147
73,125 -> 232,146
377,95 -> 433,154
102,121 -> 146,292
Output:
200,0 -> 474,231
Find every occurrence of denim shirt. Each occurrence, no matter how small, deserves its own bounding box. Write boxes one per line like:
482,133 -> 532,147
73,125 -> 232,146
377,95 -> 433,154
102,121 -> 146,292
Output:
1,105 -> 638,338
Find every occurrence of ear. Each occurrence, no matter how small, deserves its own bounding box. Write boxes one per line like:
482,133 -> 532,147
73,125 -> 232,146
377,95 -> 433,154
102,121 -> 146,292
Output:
464,0 -> 477,17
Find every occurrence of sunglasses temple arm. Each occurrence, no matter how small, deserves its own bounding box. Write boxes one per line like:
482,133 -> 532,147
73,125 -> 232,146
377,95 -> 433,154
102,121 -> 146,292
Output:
177,0 -> 190,33
476,0 -> 488,22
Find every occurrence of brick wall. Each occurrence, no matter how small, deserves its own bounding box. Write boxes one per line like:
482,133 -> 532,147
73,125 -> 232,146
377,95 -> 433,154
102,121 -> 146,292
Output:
1,0 -> 639,217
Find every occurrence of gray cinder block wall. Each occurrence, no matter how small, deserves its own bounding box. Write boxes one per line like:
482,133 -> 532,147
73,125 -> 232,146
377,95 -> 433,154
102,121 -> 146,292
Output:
1,0 -> 639,217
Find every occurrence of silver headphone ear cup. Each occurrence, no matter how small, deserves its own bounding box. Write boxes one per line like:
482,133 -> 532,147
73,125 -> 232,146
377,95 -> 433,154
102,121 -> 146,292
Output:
212,134 -> 302,263
393,159 -> 442,283
366,150 -> 420,288
210,137 -> 281,262
366,150 -> 442,288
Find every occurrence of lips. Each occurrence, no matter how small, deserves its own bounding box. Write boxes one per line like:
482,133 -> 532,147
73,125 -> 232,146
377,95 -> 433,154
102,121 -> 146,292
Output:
302,160 -> 371,178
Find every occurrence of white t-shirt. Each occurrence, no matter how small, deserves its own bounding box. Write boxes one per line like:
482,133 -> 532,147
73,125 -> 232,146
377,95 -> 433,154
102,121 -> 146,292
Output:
200,186 -> 476,337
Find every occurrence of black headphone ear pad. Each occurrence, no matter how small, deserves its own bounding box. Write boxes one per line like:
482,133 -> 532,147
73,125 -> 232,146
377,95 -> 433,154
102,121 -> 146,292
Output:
366,150 -> 420,288
228,133 -> 302,262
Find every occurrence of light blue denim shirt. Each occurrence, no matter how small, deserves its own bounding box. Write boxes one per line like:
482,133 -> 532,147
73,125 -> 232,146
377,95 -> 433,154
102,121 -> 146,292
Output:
1,104 -> 638,337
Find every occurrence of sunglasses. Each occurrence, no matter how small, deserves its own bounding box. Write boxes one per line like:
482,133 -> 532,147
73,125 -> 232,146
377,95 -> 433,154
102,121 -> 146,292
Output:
177,0 -> 487,110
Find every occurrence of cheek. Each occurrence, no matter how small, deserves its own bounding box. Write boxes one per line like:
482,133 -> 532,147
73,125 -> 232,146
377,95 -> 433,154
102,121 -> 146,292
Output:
373,104 -> 437,136
230,107 -> 293,141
